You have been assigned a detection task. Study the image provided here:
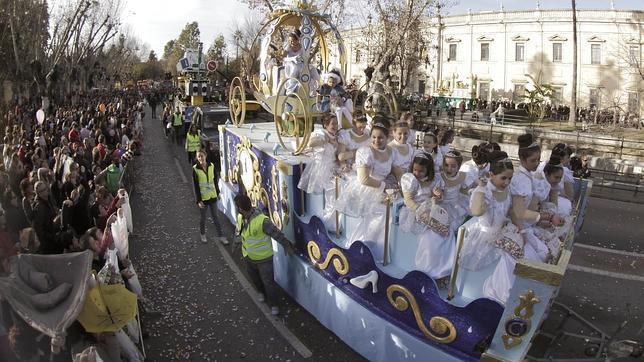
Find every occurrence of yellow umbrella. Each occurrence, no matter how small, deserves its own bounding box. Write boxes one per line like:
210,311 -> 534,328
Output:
78,283 -> 138,333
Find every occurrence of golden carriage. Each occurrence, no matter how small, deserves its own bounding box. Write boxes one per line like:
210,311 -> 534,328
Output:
228,1 -> 398,155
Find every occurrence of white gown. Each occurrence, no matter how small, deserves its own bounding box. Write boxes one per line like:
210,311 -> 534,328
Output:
297,129 -> 337,194
459,182 -> 525,305
537,161 -> 573,215
399,173 -> 454,279
390,140 -> 414,173
336,146 -> 392,217
336,146 -> 393,263
337,129 -> 370,171
510,166 -> 549,262
439,172 -> 470,233
415,148 -> 444,175
460,160 -> 489,189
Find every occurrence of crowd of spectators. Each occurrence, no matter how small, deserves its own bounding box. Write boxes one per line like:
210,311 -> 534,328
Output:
0,88 -> 155,361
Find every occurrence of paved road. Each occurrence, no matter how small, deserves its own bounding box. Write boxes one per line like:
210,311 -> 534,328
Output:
129,113 -> 364,361
132,112 -> 643,361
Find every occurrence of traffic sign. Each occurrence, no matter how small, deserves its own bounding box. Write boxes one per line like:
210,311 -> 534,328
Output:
207,60 -> 218,72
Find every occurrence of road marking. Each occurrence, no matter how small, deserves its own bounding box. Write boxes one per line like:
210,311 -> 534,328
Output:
574,243 -> 644,258
213,240 -> 313,358
567,264 -> 644,282
173,157 -> 188,183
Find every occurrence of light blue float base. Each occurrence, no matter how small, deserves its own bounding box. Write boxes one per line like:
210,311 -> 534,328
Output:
272,243 -> 470,362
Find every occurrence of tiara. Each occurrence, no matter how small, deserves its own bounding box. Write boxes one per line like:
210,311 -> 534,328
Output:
444,151 -> 460,158
493,157 -> 513,164
415,153 -> 429,160
519,141 -> 539,149
373,122 -> 387,129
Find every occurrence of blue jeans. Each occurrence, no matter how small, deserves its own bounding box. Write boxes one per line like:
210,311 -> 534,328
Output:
199,198 -> 223,236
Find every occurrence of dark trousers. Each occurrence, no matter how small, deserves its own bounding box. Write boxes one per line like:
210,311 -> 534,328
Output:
199,198 -> 223,236
173,125 -> 182,145
187,151 -> 196,164
245,258 -> 278,307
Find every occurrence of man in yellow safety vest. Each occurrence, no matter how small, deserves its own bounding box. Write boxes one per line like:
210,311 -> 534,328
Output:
193,150 -> 225,244
234,194 -> 295,315
185,123 -> 203,164
172,107 -> 183,145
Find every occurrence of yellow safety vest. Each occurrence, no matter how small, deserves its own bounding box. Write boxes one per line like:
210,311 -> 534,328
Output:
193,163 -> 217,201
186,132 -> 201,152
238,213 -> 273,261
173,112 -> 183,126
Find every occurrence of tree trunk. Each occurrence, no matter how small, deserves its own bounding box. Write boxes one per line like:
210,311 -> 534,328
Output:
9,0 -> 22,77
569,0 -> 578,126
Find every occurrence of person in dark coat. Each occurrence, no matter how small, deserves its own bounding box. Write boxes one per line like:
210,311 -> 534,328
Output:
31,181 -> 62,254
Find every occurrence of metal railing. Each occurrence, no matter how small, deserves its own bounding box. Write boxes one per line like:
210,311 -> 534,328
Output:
418,115 -> 644,161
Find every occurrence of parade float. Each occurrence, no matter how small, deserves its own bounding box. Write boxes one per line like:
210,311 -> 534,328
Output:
216,2 -> 592,361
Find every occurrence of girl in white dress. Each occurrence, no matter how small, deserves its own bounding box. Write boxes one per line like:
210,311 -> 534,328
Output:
399,154 -> 456,279
298,115 -> 339,194
440,150 -> 470,233
399,112 -> 418,146
438,128 -> 455,155
335,122 -> 396,262
460,151 -> 523,304
460,142 -> 493,189
389,121 -> 415,175
416,132 -> 443,175
337,116 -> 370,173
551,143 -> 575,206
509,134 -> 564,263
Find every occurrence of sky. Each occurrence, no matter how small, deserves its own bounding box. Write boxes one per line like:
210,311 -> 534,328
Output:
123,0 -> 643,58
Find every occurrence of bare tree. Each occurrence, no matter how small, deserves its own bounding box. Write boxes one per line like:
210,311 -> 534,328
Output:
352,0 -> 452,96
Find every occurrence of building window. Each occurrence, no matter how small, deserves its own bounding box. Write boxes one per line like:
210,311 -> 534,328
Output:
589,88 -> 600,108
628,93 -> 639,114
513,84 -> 525,102
418,80 -> 426,95
553,43 -> 562,62
480,43 -> 489,61
478,82 -> 490,101
355,49 -> 361,63
515,43 -> 525,62
591,44 -> 601,65
552,87 -> 563,104
629,45 -> 640,66
448,44 -> 457,61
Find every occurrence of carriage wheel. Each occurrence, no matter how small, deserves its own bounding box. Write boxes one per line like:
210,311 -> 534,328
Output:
229,77 -> 247,127
273,78 -> 312,156
354,80 -> 399,118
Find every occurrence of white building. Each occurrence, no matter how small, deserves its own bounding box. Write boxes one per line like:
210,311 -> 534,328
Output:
340,8 -> 643,115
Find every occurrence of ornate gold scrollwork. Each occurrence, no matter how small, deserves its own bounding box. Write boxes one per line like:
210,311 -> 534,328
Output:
502,289 -> 540,350
235,137 -> 262,205
270,165 -> 282,228
307,241 -> 349,275
280,178 -> 289,226
386,285 -> 457,344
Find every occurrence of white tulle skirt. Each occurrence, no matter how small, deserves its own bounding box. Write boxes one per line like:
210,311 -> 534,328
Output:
335,175 -> 385,218
298,157 -> 336,194
345,212 -> 388,263
441,194 -> 470,233
483,253 -> 517,305
414,230 -> 456,279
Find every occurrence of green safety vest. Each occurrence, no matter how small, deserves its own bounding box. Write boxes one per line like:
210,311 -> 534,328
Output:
105,164 -> 121,194
238,213 -> 273,261
193,163 -> 217,201
173,112 -> 183,126
186,132 -> 201,152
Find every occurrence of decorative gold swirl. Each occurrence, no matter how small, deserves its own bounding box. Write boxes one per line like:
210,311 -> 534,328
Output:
306,241 -> 349,275
386,285 -> 457,344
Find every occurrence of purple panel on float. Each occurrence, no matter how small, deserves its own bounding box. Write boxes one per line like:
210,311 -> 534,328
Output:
292,215 -> 504,360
